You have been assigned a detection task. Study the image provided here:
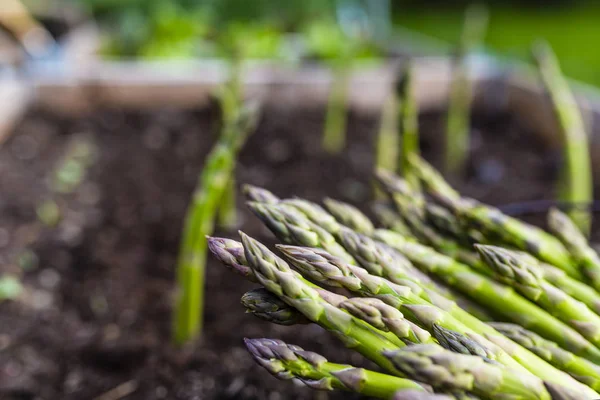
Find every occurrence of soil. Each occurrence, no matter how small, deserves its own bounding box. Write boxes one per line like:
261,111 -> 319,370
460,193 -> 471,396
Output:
0,101 -> 583,400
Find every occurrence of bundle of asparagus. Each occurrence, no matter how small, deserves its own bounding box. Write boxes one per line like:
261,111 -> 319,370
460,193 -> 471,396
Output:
207,155 -> 600,399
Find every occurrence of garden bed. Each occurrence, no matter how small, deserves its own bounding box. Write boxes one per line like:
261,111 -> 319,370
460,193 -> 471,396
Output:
0,99 -> 590,399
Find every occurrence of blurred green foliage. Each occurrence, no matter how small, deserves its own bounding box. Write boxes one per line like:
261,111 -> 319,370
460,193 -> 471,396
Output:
76,0 -> 384,62
394,3 -> 600,86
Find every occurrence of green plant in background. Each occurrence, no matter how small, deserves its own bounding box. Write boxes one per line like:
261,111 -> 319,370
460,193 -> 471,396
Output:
173,101 -> 260,345
445,3 -> 488,174
304,14 -> 380,154
213,23 -> 283,229
375,88 -> 399,177
396,63 -> 420,189
532,41 -> 593,236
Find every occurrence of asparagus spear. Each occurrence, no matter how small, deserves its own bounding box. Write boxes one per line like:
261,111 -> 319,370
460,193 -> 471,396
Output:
371,201 -> 413,236
339,297 -> 433,344
323,197 -> 375,235
397,63 -> 420,189
375,170 -> 487,272
173,102 -> 259,344
407,155 -> 581,279
323,67 -> 350,153
244,338 -> 428,398
445,4 -> 488,175
384,344 -> 551,400
240,231 -> 407,373
539,261 -> 600,315
534,42 -> 593,235
276,244 -> 530,374
275,243 -> 598,396
246,201 -> 355,264
373,229 -> 600,365
242,184 -> 280,204
375,94 -> 399,200
432,325 -> 497,364
476,245 -> 600,347
548,207 -> 600,291
490,322 -> 600,391
241,288 -> 309,326
408,154 -> 460,203
279,198 -> 342,236
207,236 -> 256,282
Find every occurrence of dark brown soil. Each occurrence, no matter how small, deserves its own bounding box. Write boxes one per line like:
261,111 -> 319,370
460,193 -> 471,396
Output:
0,101 -> 579,399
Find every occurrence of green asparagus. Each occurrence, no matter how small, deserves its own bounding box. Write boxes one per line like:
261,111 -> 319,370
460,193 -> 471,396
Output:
384,344 -> 550,400
244,338 -> 428,398
339,297 -> 433,344
241,288 -> 308,326
397,63 -> 420,189
548,207 -> 600,291
477,245 -> 600,348
539,261 -> 600,315
490,322 -> 600,391
445,4 -> 488,175
323,197 -> 374,235
240,231 -> 406,373
276,244 -> 533,375
432,325 -> 496,364
374,229 -> 600,365
408,155 -> 581,279
534,42 -> 593,235
207,236 -> 256,282
246,201 -> 355,263
371,201 -> 413,236
173,101 -> 259,344
242,184 -> 280,204
375,170 -> 487,271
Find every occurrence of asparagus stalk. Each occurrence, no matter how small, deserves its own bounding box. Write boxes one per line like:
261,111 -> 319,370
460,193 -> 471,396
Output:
246,201 -> 355,264
323,197 -> 375,235
407,154 -> 461,203
533,42 -> 593,235
539,261 -> 600,315
371,201 -> 414,236
240,231 -> 407,373
241,288 -> 309,326
207,236 -> 256,282
212,236 -> 413,348
431,325 -> 497,364
397,63 -> 420,189
445,4 -> 488,174
384,344 -> 551,400
375,94 -> 399,183
375,170 -> 487,272
242,184 -> 280,204
173,102 -> 259,344
408,155 -> 580,279
276,244 -> 530,374
216,66 -> 244,229
373,229 -> 600,365
323,67 -> 350,153
476,245 -> 600,348
548,207 -> 600,291
244,338 -> 429,399
490,322 -> 600,391
339,297 -> 433,345
279,198 -> 344,236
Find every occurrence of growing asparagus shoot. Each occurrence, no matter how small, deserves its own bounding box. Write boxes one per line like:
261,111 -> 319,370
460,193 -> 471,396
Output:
445,3 -> 488,174
533,41 -> 593,236
172,102 -> 259,345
